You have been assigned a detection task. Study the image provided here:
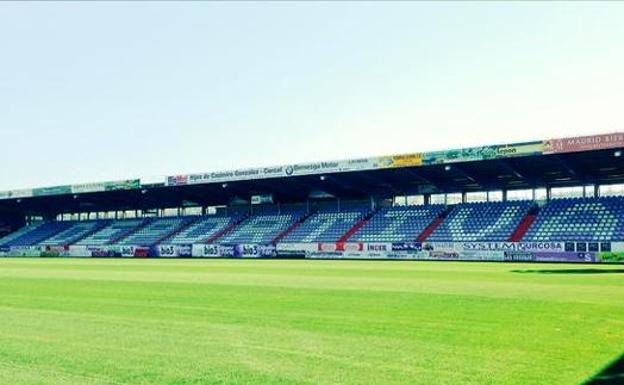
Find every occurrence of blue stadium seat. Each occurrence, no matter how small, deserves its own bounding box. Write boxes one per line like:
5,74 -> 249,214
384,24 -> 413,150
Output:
168,215 -> 235,244
351,205 -> 445,242
116,217 -> 193,246
40,220 -> 110,246
523,197 -> 624,241
0,221 -> 74,246
427,201 -> 533,242
76,219 -> 147,246
283,207 -> 370,243
219,210 -> 304,244
0,222 -> 47,246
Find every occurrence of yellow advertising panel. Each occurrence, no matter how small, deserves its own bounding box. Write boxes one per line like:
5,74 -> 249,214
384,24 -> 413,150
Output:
391,153 -> 423,167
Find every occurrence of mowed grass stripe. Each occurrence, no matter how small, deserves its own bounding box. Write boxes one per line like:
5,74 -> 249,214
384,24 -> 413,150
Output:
0,259 -> 622,385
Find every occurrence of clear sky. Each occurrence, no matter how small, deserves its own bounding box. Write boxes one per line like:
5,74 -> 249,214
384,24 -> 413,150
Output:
1,2 -> 623,190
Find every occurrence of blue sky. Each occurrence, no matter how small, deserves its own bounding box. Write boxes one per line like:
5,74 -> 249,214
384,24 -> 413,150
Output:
1,2 -> 623,190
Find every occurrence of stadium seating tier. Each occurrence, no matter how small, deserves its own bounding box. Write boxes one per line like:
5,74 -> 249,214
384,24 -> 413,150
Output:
524,197 -> 624,242
3,196 -> 624,248
427,201 -> 533,242
351,204 -> 445,242
283,207 -> 370,243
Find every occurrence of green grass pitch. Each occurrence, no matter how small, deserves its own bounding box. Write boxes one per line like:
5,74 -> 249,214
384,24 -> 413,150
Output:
0,258 -> 622,385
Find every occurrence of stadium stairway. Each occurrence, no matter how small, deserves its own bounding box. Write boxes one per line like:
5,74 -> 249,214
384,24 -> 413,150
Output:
337,208 -> 380,243
204,214 -> 249,244
416,208 -> 451,242
109,218 -> 153,245
271,212 -> 314,245
509,207 -> 539,242
153,216 -> 202,246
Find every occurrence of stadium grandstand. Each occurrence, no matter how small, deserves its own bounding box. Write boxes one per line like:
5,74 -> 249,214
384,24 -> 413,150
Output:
1,132 -> 624,262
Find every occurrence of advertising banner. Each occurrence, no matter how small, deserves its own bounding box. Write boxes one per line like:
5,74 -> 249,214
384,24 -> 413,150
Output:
192,244 -> 234,257
32,185 -> 72,197
1,180 -> 141,200
233,244 -> 277,258
190,244 -> 276,258
599,242 -> 624,263
84,245 -> 136,257
294,241 -> 606,262
155,244 -> 193,258
530,252 -> 596,263
544,133 -> 624,154
422,141 -> 544,165
317,242 -> 365,252
276,243 -> 317,256
251,194 -> 274,205
309,243 -> 394,259
165,153 -> 425,187
390,153 -> 423,167
6,246 -> 42,257
0,188 -> 34,200
105,179 -> 141,191
71,182 -> 109,194
71,179 -> 141,194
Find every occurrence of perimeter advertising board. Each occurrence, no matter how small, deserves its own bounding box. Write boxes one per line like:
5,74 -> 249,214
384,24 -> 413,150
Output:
191,244 -> 277,258
298,241 -> 611,262
599,242 -> 624,263
153,244 -> 193,258
1,241 -> 621,261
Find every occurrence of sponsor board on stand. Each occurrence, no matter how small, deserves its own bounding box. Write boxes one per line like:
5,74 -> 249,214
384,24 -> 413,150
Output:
32,185 -> 72,197
164,154 -> 429,188
71,179 -> 141,194
422,142 -> 544,165
544,133 -> 624,154
0,189 -> 34,200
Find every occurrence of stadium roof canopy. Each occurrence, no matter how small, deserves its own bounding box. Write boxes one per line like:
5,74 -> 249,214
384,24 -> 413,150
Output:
1,132 -> 623,216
